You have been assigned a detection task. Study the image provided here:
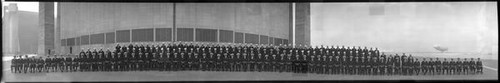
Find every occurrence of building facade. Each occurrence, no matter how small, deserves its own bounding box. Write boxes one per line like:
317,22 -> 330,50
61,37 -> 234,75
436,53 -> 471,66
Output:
45,3 -> 309,54
57,3 -> 292,54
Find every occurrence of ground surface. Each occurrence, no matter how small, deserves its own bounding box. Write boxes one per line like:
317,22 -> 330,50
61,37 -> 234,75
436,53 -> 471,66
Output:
2,61 -> 497,82
2,53 -> 497,82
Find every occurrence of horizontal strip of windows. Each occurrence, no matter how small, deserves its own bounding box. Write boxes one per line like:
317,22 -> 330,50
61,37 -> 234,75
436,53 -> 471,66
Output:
61,28 -> 288,47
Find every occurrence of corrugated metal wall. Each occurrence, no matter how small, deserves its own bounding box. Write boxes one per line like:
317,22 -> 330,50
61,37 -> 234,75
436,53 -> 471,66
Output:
58,3 -> 291,53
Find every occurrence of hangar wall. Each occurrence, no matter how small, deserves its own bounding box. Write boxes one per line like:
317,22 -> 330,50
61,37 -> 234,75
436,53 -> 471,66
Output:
58,3 -> 290,54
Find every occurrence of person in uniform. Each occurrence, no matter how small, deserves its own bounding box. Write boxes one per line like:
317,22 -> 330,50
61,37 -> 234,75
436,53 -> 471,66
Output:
52,55 -> 59,72
16,55 -> 22,73
348,49 -> 355,75
158,44 -> 166,71
352,56 -> 364,75
428,58 -> 434,75
401,53 -> 407,75
372,55 -> 380,75
435,58 -> 441,75
116,44 -> 121,53
97,49 -> 105,71
456,58 -> 463,75
452,58 -> 459,75
468,58 -> 474,74
459,58 -> 466,75
378,53 -> 385,75
166,43 -> 174,71
36,57 -> 43,73
325,49 -> 333,74
301,46 -> 308,73
112,49 -> 119,71
393,54 -> 400,75
79,50 -> 86,72
422,58 -> 429,75
105,49 -> 113,71
120,46 -> 127,71
340,46 -> 347,75
11,56 -> 19,73
144,45 -> 151,71
387,55 -> 394,75
466,58 -> 473,75
278,45 -> 286,73
271,45 -> 278,72
220,44 -> 227,71
443,58 -> 450,75
25,56 -> 31,73
200,44 -> 207,71
65,54 -> 73,72
22,55 -> 29,73
90,49 -> 97,71
475,58 -> 483,74
18,55 -> 26,73
285,45 -> 293,73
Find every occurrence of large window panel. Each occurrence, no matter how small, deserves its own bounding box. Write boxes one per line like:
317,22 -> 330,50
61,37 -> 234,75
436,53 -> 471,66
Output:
195,28 -> 218,42
90,33 -> 105,44
259,35 -> 268,45
219,30 -> 233,43
244,33 -> 259,44
67,38 -> 75,46
177,28 -> 194,42
234,32 -> 244,43
116,30 -> 131,43
61,39 -> 67,46
274,38 -> 282,45
75,37 -> 80,46
81,35 -> 90,45
283,39 -> 288,45
155,28 -> 173,42
269,37 -> 275,45
105,32 -> 115,44
132,28 -> 154,42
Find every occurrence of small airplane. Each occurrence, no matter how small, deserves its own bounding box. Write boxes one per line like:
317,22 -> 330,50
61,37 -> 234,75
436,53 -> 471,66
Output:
433,45 -> 448,53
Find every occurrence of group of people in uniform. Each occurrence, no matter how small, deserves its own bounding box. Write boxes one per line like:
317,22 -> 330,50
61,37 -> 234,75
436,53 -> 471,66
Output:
11,42 -> 484,75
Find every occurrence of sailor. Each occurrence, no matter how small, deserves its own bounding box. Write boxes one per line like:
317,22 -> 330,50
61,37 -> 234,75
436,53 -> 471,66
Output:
98,49 -> 105,71
372,55 -> 379,75
456,58 -> 463,75
442,58 -> 450,75
11,56 -> 19,73
386,55 -> 393,75
65,54 -> 73,72
116,44 -> 121,53
434,58 -> 441,75
380,54 -> 387,75
476,58 -> 483,74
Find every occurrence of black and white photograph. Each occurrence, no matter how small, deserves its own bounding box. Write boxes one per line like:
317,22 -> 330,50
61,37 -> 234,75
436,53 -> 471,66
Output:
2,0 -> 498,82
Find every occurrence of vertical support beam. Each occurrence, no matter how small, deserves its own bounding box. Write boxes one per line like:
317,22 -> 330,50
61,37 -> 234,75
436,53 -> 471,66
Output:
193,28 -> 196,42
55,2 -> 62,54
173,3 -> 177,42
3,4 -> 20,55
39,2 -> 55,55
294,3 -> 311,47
289,3 -> 294,47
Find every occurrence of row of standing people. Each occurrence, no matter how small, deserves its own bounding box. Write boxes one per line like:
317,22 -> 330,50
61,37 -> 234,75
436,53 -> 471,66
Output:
11,43 -> 483,75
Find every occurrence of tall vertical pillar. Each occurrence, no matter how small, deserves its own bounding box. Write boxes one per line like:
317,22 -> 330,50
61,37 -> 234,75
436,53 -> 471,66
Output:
289,3 -> 294,46
38,2 -> 55,55
55,2 -> 62,54
294,3 -> 311,46
2,4 -> 20,55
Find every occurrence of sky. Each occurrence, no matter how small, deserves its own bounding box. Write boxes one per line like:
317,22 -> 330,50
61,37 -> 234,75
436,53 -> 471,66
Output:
310,2 -> 498,53
2,1 -> 39,18
2,2 -> 39,12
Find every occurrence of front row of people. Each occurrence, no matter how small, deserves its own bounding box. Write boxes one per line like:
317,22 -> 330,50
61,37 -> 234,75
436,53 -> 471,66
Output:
11,44 -> 483,76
